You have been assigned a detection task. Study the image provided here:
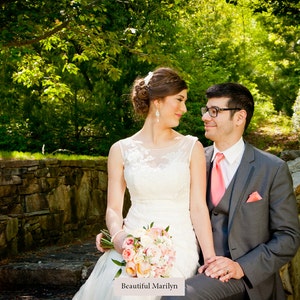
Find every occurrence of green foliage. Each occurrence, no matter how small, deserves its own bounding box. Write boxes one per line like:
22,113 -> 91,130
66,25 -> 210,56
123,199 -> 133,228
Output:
0,0 -> 298,155
292,89 -> 300,138
250,0 -> 299,25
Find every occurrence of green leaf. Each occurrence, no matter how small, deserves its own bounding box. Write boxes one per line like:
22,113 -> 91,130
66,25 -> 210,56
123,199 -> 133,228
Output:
114,268 -> 122,278
112,259 -> 126,267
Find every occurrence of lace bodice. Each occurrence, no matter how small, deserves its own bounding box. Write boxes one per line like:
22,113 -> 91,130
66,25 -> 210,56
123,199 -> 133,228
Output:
118,135 -> 197,210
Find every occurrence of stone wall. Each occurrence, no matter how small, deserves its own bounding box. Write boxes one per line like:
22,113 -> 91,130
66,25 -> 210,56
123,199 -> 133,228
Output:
0,156 -> 299,298
0,159 -> 109,259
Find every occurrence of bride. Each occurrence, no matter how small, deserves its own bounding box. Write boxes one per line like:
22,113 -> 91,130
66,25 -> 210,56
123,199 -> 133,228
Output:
73,67 -> 215,299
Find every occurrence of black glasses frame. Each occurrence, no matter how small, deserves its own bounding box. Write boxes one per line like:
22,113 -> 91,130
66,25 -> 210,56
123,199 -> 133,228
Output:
201,106 -> 241,118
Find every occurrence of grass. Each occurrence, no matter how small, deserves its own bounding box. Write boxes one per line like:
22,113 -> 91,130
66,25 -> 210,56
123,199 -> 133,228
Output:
245,101 -> 299,156
0,150 -> 103,160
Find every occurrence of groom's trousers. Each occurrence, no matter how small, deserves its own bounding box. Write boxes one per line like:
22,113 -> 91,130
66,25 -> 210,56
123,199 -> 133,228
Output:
161,273 -> 248,300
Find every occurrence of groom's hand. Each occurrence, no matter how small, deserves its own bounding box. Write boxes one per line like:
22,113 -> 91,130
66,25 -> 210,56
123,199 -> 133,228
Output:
198,256 -> 244,282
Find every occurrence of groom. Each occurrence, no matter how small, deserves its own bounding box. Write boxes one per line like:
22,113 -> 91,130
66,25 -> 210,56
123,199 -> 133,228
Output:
163,83 -> 300,299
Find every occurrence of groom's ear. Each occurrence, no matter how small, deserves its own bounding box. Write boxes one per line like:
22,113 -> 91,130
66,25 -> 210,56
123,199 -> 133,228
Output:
235,109 -> 247,128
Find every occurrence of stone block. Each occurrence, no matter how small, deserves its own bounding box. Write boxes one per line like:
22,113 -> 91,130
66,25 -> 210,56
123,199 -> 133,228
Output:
10,204 -> 23,214
280,263 -> 293,295
43,213 -> 63,232
5,217 -> 18,242
290,247 -> 300,300
25,193 -> 48,213
98,171 -> 108,191
46,167 -> 60,177
35,167 -> 50,178
47,185 -> 72,223
18,183 -> 40,195
0,175 -> 21,186
281,150 -> 300,161
45,178 -> 58,189
23,231 -> 34,250
0,230 -> 6,248
28,166 -> 38,172
0,185 -> 17,197
0,160 -> 39,168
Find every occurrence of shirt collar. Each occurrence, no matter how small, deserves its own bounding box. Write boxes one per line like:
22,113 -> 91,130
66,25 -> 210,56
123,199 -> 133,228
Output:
212,137 -> 245,164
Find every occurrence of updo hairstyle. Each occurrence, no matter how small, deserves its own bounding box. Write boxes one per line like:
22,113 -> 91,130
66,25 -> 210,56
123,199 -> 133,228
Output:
131,67 -> 187,116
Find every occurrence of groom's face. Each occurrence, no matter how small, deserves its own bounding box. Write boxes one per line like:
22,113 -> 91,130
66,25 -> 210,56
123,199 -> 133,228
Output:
202,97 -> 239,146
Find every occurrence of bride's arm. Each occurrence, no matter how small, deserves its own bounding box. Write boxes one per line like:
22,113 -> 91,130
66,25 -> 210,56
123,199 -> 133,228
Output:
190,141 -> 216,263
105,142 -> 128,254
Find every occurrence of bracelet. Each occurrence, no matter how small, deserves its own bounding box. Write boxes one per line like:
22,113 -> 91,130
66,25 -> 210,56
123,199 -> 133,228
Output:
111,229 -> 124,243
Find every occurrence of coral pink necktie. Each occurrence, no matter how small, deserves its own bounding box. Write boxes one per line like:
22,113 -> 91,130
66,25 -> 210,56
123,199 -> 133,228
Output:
211,153 -> 225,206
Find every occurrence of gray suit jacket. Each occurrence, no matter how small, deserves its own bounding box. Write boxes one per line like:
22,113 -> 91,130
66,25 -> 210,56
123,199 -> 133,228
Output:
205,143 -> 300,300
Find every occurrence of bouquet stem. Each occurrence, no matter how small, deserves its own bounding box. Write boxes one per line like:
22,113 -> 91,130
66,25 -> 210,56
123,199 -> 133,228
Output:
100,229 -> 114,250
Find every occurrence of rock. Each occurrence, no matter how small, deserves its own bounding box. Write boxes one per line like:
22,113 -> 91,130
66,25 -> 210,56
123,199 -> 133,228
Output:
281,150 -> 300,161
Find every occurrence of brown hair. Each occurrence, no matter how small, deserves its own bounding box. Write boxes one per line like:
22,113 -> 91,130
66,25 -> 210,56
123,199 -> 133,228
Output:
131,67 -> 187,116
206,82 -> 254,131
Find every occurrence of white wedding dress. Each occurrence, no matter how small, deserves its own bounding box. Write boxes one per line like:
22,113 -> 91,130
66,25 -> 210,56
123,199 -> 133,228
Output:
73,135 -> 200,300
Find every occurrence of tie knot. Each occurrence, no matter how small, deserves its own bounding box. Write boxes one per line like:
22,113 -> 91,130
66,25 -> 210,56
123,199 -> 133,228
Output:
215,152 -> 224,164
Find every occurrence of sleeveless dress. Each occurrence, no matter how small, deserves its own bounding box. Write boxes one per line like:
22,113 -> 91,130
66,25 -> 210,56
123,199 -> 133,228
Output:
73,135 -> 200,300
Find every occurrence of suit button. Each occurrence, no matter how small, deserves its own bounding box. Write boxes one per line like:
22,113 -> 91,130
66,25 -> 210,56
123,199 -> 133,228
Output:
213,211 -> 219,216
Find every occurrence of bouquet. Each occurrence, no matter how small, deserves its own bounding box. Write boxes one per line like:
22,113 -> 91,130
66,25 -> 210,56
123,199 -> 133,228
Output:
100,222 -> 176,278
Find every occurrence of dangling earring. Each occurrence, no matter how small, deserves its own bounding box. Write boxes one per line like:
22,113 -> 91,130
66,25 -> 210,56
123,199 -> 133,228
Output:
155,109 -> 160,123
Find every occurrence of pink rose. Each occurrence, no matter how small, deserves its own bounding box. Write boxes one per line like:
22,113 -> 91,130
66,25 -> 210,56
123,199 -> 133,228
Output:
147,227 -> 165,239
146,245 -> 162,264
122,248 -> 136,261
154,267 -> 166,278
122,236 -> 135,249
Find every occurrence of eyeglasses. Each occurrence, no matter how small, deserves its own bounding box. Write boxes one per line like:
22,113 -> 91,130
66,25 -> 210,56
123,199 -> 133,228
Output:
201,106 -> 241,118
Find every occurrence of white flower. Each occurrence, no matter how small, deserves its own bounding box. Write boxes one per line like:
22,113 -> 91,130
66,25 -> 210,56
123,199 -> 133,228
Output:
144,71 -> 153,85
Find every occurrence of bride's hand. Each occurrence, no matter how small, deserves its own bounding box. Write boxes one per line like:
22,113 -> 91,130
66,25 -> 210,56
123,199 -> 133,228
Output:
96,233 -> 107,252
95,229 -> 127,254
198,256 -> 216,274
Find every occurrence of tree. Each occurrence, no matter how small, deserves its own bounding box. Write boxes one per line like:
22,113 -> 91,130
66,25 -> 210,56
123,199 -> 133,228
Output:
250,0 -> 299,25
0,0 -> 298,155
226,0 -> 300,115
0,0 -> 190,154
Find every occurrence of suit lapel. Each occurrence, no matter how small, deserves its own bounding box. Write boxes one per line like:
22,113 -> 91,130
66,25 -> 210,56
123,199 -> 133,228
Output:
205,147 -> 213,206
227,143 -> 255,229
205,146 -> 213,180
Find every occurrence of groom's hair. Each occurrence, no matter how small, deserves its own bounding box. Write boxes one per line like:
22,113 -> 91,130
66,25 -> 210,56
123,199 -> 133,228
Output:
206,82 -> 254,131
